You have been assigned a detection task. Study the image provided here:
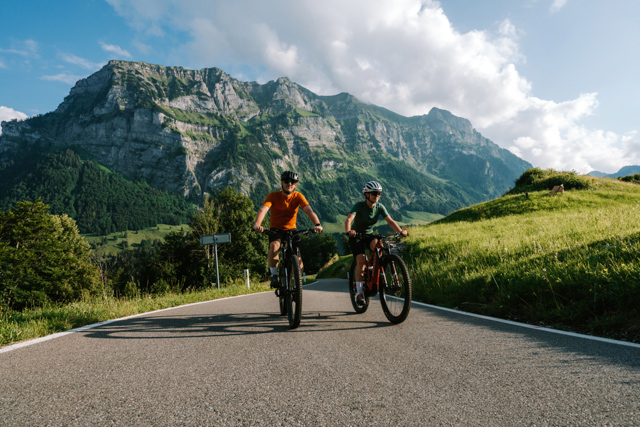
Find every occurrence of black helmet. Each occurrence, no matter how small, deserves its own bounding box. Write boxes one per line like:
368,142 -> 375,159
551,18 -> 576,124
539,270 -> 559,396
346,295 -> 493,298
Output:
281,170 -> 299,182
362,181 -> 382,193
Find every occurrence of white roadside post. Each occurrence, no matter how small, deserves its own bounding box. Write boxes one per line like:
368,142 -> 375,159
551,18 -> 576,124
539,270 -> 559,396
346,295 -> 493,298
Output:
244,267 -> 250,289
200,233 -> 231,289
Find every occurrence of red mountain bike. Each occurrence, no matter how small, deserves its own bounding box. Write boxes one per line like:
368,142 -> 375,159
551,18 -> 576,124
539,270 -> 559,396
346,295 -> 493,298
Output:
348,232 -> 412,324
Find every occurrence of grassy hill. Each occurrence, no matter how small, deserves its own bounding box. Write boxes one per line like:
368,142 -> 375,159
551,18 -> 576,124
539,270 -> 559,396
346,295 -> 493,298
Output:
404,172 -> 640,342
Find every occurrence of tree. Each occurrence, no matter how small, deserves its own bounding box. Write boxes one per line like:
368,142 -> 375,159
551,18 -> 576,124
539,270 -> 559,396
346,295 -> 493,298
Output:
189,187 -> 268,285
299,233 -> 339,274
0,199 -> 101,310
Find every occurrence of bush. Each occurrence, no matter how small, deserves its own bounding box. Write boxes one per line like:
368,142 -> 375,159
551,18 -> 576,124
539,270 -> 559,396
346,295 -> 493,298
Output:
508,168 -> 592,195
619,173 -> 640,184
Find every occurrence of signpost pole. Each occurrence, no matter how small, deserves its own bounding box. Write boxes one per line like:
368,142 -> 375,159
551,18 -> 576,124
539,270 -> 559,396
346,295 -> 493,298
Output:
199,233 -> 230,291
214,237 -> 220,290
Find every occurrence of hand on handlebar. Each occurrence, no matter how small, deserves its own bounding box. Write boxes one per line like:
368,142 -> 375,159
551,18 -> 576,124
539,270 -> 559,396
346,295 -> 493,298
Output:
253,225 -> 264,233
346,230 -> 356,237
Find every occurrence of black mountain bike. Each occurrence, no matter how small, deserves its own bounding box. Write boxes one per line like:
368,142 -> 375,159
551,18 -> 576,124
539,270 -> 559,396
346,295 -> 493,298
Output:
347,232 -> 412,324
262,229 -> 315,329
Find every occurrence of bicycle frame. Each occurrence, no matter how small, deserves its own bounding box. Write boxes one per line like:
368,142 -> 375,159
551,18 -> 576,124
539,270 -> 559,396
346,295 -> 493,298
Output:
355,234 -> 391,296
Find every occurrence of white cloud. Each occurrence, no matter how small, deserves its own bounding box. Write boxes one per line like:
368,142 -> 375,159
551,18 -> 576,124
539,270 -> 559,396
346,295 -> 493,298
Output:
550,0 -> 569,14
107,0 -> 636,174
41,73 -> 85,85
100,42 -> 132,58
0,39 -> 39,57
59,53 -> 103,70
0,106 -> 29,136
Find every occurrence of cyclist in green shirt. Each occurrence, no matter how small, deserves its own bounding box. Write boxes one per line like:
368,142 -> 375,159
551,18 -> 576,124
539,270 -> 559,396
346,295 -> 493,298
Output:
345,180 -> 407,305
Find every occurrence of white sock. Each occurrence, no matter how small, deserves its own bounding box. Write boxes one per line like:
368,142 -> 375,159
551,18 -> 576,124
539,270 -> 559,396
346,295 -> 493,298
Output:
270,267 -> 278,276
356,281 -> 363,294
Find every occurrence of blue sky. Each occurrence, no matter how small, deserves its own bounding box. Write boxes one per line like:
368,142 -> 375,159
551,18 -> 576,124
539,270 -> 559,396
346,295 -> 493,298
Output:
1,0 -> 638,174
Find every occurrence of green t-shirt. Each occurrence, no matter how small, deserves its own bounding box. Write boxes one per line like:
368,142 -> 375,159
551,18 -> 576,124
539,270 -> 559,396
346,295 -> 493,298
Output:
349,201 -> 390,234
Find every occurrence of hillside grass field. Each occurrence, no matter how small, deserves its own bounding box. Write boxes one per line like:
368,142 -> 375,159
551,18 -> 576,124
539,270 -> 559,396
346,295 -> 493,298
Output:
405,175 -> 640,342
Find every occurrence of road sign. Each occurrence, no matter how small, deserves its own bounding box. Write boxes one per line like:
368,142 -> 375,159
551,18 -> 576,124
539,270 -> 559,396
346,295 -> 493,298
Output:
200,233 -> 231,245
199,233 -> 231,289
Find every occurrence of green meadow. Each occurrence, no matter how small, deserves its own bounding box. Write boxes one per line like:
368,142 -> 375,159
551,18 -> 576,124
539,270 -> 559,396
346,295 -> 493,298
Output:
406,175 -> 640,342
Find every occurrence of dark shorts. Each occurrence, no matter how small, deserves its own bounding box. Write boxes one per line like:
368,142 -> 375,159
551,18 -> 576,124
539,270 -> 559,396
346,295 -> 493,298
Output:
349,234 -> 377,256
269,228 -> 301,256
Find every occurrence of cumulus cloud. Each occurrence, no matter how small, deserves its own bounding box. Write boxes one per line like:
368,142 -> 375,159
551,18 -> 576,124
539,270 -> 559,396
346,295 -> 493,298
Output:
0,106 -> 29,136
100,42 -> 132,58
107,0 -> 636,174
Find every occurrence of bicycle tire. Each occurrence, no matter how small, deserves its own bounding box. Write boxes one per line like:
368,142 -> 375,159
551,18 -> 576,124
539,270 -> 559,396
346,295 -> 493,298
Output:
279,289 -> 287,316
349,259 -> 369,313
285,255 -> 303,329
276,264 -> 287,316
379,254 -> 411,324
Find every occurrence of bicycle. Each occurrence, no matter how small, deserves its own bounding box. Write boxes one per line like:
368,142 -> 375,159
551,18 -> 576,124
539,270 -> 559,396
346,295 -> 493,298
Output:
347,232 -> 412,324
261,228 -> 315,329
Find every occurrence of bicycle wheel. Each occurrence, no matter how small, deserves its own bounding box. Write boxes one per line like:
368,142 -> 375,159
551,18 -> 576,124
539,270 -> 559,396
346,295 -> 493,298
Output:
349,259 -> 369,313
285,255 -> 303,329
379,254 -> 411,324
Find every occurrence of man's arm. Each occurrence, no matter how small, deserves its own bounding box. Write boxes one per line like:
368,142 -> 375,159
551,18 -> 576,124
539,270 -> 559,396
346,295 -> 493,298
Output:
301,205 -> 323,233
253,205 -> 270,232
384,216 -> 408,236
345,213 -> 356,237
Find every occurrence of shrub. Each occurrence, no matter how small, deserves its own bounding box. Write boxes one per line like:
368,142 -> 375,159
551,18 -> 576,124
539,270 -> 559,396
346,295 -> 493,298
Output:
508,168 -> 592,195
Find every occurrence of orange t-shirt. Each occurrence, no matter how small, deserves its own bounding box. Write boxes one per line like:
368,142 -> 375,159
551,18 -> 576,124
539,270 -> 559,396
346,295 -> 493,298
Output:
262,191 -> 310,230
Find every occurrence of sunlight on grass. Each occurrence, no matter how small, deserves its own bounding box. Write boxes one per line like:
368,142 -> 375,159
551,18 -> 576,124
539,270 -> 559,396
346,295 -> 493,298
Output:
406,186 -> 640,341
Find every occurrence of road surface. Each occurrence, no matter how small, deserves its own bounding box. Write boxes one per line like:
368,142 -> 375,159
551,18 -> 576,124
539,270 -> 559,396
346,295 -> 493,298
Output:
1,278 -> 639,425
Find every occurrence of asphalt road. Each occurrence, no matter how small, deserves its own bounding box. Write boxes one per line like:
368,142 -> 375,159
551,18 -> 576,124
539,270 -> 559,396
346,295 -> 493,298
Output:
1,278 -> 639,426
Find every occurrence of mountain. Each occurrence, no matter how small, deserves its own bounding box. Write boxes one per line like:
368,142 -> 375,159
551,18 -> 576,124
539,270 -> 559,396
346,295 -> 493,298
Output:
0,60 -> 531,227
588,165 -> 640,178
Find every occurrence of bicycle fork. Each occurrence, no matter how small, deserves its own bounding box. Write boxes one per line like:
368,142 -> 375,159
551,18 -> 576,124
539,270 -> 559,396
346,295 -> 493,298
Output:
276,266 -> 289,298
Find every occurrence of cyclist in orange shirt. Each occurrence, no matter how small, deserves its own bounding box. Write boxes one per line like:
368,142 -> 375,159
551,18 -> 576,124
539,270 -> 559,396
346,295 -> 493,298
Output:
253,171 -> 323,288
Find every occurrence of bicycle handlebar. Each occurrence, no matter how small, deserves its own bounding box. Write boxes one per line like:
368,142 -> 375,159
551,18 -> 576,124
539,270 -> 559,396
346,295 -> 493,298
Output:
346,231 -> 406,240
260,228 -> 317,237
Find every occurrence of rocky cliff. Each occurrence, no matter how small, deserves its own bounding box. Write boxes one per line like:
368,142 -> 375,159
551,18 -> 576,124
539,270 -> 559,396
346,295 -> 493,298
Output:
0,60 -> 531,222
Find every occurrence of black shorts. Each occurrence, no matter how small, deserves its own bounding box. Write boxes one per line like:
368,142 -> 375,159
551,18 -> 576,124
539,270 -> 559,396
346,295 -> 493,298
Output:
269,229 -> 301,256
349,234 -> 377,256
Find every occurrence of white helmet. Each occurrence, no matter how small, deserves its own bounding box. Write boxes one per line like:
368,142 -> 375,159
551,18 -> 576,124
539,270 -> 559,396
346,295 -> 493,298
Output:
362,181 -> 383,193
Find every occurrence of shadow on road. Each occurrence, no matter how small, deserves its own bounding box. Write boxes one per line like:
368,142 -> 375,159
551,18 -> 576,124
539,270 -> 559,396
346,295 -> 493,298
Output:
412,304 -> 640,371
84,310 -> 393,341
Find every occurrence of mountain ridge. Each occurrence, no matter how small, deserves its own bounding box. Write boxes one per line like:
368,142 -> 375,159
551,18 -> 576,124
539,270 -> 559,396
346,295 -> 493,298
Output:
0,60 -> 531,228
588,165 -> 640,178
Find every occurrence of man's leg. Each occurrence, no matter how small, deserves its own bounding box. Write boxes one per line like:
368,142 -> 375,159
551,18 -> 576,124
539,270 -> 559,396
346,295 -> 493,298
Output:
269,240 -> 281,287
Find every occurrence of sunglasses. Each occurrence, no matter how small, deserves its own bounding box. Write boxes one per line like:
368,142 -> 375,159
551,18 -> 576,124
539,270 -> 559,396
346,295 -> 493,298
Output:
283,179 -> 298,184
368,192 -> 381,197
